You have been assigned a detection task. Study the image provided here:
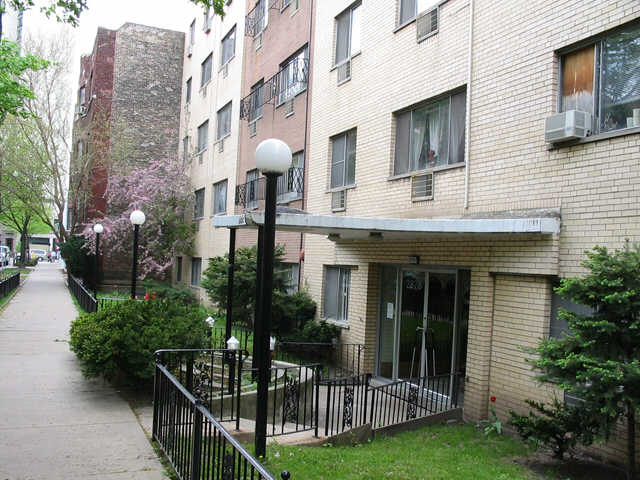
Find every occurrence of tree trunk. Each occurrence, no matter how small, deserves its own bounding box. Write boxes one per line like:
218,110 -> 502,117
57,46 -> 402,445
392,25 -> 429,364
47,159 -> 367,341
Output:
628,402 -> 636,480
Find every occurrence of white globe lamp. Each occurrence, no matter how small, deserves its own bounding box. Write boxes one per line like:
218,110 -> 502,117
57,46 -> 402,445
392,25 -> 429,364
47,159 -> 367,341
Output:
255,139 -> 292,174
130,210 -> 146,225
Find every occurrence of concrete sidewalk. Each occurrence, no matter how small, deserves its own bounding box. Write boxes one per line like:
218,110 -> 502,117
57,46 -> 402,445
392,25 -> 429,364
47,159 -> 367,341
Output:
0,263 -> 167,480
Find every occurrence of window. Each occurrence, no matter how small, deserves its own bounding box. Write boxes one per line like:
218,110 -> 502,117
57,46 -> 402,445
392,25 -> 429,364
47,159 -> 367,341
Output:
77,140 -> 84,158
201,53 -> 213,86
191,257 -> 202,286
79,86 -> 86,106
185,78 -> 192,104
197,120 -> 208,162
216,102 -> 232,140
278,46 -> 308,104
324,266 -> 351,322
213,180 -> 227,214
189,20 -> 196,46
183,136 -> 189,162
203,7 -> 211,32
560,23 -> 640,134
394,90 -> 466,175
277,151 -> 304,202
249,80 -> 264,122
398,0 -> 439,26
252,0 -> 267,36
194,188 -> 205,218
282,262 -> 300,294
176,257 -> 183,282
221,26 -> 236,66
334,2 -> 361,66
330,130 -> 356,189
550,288 -> 594,339
246,169 -> 259,209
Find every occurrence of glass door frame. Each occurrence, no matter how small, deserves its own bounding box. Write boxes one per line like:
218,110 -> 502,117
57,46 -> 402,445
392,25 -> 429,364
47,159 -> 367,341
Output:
375,264 -> 466,383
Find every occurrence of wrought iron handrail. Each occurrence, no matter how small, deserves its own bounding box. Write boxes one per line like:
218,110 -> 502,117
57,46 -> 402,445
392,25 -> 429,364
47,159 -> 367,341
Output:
245,0 -> 266,37
235,167 -> 304,208
153,361 -> 279,480
274,342 -> 365,379
210,324 -> 252,352
239,58 -> 309,121
68,273 -> 97,313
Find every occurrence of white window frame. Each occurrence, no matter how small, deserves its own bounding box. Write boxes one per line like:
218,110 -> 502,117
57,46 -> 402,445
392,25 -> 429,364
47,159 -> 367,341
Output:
220,25 -> 236,67
197,120 -> 209,162
323,266 -> 351,324
194,188 -> 205,219
216,102 -> 232,141
330,129 -> 356,190
334,2 -> 361,67
397,0 -> 439,27
201,53 -> 213,87
213,179 -> 227,215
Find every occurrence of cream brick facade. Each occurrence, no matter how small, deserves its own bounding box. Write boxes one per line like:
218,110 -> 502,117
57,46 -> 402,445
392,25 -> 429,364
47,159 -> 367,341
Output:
304,0 -> 640,466
177,2 -> 246,302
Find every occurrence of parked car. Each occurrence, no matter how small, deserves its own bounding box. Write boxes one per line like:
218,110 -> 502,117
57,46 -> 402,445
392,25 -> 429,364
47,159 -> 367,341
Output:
0,246 -> 9,266
30,249 -> 48,262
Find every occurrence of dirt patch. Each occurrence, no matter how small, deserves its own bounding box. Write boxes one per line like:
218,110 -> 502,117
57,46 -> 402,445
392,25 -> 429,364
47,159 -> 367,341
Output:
514,448 -> 627,480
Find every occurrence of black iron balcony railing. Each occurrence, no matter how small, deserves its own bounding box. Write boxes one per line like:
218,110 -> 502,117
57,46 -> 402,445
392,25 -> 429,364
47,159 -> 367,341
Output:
239,58 -> 309,122
235,167 -> 304,209
245,0 -> 266,37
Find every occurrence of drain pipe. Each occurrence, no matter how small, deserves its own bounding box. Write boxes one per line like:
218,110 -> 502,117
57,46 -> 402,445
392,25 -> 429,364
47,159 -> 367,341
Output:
463,0 -> 474,210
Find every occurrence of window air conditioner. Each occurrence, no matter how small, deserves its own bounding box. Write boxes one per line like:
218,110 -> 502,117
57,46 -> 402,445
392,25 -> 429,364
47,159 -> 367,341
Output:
544,110 -> 592,143
417,7 -> 439,42
411,173 -> 434,201
337,60 -> 351,85
331,190 -> 346,212
187,44 -> 193,57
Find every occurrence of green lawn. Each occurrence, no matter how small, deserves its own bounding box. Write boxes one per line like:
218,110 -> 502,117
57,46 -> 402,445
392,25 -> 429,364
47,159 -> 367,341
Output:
263,424 -> 541,480
1,267 -> 32,278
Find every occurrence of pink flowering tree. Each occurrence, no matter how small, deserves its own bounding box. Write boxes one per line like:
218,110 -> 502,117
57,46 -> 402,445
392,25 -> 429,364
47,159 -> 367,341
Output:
82,157 -> 195,280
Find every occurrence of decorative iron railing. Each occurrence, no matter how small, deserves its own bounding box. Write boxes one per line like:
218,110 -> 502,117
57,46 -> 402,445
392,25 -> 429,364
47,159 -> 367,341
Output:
321,373 -> 370,437
369,372 -> 463,430
235,168 -> 304,208
0,272 -> 20,299
239,59 -> 308,122
68,273 -> 97,313
211,325 -> 252,352
153,357 -> 288,480
98,296 -> 130,310
245,0 -> 266,37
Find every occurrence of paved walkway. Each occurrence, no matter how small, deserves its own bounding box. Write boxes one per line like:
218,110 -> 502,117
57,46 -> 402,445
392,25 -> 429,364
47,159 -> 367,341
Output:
0,263 -> 167,480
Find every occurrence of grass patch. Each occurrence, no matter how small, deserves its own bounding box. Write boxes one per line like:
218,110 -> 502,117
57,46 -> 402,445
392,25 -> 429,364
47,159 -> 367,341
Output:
1,267 -> 31,278
263,424 -> 541,480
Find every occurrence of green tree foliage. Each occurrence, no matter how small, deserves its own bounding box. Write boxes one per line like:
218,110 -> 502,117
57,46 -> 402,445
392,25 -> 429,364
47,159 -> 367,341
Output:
59,235 -> 92,280
200,245 -> 289,327
510,243 -> 640,479
0,40 -> 49,125
69,298 -> 210,385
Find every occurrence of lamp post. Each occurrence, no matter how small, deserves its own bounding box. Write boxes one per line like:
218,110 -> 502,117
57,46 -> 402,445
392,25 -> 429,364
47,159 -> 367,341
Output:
92,223 -> 104,299
129,210 -> 146,299
254,139 -> 292,459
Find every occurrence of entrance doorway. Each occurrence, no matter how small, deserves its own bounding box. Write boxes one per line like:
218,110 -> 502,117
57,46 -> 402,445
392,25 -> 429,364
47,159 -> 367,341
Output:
376,266 -> 470,382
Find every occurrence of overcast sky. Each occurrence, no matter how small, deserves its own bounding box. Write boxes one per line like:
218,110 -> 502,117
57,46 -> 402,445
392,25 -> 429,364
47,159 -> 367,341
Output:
24,0 -> 197,87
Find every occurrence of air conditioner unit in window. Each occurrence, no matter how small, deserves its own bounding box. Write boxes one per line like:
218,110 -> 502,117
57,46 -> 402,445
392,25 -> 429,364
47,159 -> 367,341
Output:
411,173 -> 434,201
187,44 -> 193,57
222,63 -> 229,78
417,7 -> 439,41
249,121 -> 257,137
545,110 -> 592,143
284,99 -> 294,116
337,60 -> 351,85
331,190 -> 346,212
254,32 -> 263,50
218,139 -> 224,153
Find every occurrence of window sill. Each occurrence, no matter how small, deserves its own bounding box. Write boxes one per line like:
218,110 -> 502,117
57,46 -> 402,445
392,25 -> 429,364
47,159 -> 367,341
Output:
275,88 -> 307,108
200,81 -> 211,93
323,318 -> 349,329
329,51 -> 361,73
547,126 -> 640,150
387,162 -> 465,181
219,56 -> 234,71
393,17 -> 416,34
215,133 -> 231,143
325,184 -> 356,194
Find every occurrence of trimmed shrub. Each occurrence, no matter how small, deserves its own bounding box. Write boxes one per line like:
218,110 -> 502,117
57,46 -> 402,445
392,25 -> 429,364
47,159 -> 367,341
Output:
271,290 -> 317,337
141,279 -> 198,305
59,235 -> 92,281
69,298 -> 210,385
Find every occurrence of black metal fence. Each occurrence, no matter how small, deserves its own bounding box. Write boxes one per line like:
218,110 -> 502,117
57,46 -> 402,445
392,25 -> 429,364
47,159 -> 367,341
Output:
0,272 -> 20,299
153,361 -> 286,480
68,273 -> 97,313
369,372 -> 463,430
211,325 -> 252,352
156,349 -> 245,425
321,373 -> 371,437
274,343 -> 365,379
98,296 -> 129,310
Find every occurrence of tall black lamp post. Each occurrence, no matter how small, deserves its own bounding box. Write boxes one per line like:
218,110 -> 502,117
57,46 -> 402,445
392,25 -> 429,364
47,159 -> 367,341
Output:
254,138 -> 292,459
92,223 -> 103,299
129,210 -> 146,299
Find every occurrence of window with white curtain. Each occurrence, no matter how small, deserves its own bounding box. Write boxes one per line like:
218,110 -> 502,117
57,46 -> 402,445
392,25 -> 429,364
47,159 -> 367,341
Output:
323,266 -> 351,322
213,180 -> 227,214
394,90 -> 466,175
220,26 -> 236,66
278,46 -> 308,104
334,2 -> 361,66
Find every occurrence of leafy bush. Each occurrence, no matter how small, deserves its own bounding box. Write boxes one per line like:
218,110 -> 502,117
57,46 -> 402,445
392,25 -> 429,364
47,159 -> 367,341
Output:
141,279 -> 198,305
509,398 -> 600,459
284,320 -> 341,344
69,298 -> 210,385
59,235 -> 92,280
271,290 -> 317,337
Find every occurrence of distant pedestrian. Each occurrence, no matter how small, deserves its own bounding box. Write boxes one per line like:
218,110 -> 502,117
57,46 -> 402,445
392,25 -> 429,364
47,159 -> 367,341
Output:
47,251 -> 52,263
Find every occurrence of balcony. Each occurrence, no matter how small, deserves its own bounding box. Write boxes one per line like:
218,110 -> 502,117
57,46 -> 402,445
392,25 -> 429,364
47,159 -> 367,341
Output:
245,0 -> 266,37
239,58 -> 308,122
235,167 -> 304,209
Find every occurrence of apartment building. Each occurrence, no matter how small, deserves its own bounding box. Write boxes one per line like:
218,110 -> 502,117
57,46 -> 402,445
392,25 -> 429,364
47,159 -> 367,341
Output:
215,0 -> 640,465
70,23 -> 184,282
176,2 -> 246,301
231,0 -> 315,291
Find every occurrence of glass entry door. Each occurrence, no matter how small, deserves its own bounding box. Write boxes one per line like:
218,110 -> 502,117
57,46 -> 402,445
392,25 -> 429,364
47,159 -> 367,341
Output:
377,266 -> 469,382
